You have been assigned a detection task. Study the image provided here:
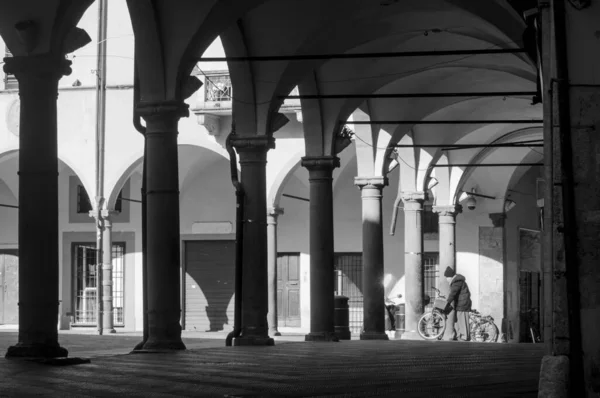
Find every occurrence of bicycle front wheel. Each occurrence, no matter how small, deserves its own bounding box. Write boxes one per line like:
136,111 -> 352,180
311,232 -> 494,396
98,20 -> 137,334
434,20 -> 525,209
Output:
417,310 -> 446,340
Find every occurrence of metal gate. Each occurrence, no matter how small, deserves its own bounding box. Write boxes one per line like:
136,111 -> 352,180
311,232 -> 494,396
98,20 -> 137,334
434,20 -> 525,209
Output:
334,253 -> 363,335
423,252 -> 439,310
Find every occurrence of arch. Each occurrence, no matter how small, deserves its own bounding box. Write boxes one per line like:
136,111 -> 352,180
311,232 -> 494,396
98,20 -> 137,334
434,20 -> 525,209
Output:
105,143 -> 232,210
451,127 -> 543,205
267,152 -> 304,208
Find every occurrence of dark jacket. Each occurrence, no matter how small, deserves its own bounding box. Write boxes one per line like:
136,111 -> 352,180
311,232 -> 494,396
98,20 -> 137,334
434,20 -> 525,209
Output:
447,274 -> 472,312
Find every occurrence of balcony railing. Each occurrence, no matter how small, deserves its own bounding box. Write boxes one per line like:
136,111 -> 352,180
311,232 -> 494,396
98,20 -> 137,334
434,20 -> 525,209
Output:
204,74 -> 232,102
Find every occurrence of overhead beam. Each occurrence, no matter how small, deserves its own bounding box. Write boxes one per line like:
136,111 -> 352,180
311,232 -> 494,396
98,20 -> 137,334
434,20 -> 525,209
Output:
433,163 -> 543,167
198,48 -> 527,62
347,120 -> 543,125
390,143 -> 543,149
281,91 -> 537,100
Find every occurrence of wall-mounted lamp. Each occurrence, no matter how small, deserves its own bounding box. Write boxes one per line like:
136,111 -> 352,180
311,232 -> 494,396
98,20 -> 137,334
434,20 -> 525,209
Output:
504,199 -> 517,213
466,192 -> 477,210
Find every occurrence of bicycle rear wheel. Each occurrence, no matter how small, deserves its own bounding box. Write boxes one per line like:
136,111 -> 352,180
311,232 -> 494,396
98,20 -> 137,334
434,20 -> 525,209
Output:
417,310 -> 446,340
479,322 -> 499,343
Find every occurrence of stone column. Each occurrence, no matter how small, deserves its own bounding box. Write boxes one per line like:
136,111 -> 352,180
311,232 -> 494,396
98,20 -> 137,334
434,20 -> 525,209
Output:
101,210 -> 115,334
267,207 -> 284,337
401,191 -> 426,340
433,204 -> 462,341
137,101 -> 187,351
232,136 -> 275,346
354,176 -> 388,340
5,55 -> 72,358
302,156 -> 340,342
481,212 -> 506,341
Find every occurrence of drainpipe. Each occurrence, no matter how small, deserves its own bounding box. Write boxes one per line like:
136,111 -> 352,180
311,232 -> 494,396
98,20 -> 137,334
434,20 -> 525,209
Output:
551,0 -> 584,394
131,60 -> 148,350
389,153 -> 402,235
94,0 -> 108,335
225,126 -> 244,347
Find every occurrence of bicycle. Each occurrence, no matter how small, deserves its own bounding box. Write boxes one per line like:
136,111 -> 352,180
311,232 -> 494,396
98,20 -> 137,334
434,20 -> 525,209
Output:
525,308 -> 542,343
417,287 -> 499,342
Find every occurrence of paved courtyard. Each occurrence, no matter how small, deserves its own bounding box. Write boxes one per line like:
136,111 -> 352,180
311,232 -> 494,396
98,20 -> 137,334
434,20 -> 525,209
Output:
0,329 -> 544,397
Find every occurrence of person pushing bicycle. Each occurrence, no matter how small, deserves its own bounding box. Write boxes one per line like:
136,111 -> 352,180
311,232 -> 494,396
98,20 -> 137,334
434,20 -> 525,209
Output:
443,266 -> 472,342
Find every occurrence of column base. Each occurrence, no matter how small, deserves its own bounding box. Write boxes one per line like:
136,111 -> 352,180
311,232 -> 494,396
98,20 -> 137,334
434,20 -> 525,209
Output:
233,336 -> 275,346
305,332 -> 340,342
269,330 -> 282,337
360,331 -> 389,340
102,328 -> 116,334
132,340 -> 147,351
139,338 -> 186,351
5,343 -> 68,359
399,330 -> 423,341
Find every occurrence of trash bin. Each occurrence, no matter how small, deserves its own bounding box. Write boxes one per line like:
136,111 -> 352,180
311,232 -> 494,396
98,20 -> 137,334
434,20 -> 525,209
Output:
395,304 -> 405,336
334,295 -> 351,340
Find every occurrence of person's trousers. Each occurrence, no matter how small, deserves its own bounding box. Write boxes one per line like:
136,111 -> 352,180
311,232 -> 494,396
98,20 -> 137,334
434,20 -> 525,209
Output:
444,309 -> 470,341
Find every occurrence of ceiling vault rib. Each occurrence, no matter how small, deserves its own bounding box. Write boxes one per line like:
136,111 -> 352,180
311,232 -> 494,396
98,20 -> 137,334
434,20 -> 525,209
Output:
281,92 -> 537,99
197,48 -> 527,62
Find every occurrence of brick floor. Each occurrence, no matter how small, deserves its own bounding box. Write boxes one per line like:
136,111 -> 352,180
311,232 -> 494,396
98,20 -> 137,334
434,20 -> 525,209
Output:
0,330 -> 544,397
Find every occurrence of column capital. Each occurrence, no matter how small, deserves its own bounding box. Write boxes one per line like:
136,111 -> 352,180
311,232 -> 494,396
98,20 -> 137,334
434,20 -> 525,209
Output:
432,204 -> 463,218
489,212 -> 506,227
4,54 -> 72,83
301,156 -> 340,171
267,206 -> 284,217
136,100 -> 189,134
401,191 -> 427,203
230,135 -> 275,153
354,176 -> 388,189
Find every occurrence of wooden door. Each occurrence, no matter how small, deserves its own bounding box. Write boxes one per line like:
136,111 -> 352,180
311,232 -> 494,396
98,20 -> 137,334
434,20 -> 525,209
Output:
277,253 -> 300,327
0,251 -> 18,324
519,271 -> 541,342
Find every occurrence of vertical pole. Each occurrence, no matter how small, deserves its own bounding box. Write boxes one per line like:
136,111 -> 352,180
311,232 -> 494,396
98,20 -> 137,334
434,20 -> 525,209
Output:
94,0 -> 109,336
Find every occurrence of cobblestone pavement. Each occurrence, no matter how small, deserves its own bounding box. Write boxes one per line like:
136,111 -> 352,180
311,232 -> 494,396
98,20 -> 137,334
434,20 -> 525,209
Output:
0,330 -> 543,397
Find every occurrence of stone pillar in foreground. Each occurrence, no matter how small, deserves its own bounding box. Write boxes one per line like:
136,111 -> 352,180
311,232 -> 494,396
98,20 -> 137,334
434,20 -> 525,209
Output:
433,204 -> 461,341
101,210 -> 115,334
267,206 -> 284,337
401,191 -> 426,340
303,156 -> 340,342
232,136 -> 275,346
355,176 -> 388,340
137,101 -> 187,351
5,54 -> 72,358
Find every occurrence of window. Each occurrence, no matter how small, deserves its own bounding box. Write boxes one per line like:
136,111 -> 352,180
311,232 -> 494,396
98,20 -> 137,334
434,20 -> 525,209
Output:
4,47 -> 17,90
423,205 -> 439,234
204,74 -> 232,102
115,189 -> 123,213
77,185 -> 93,214
73,242 -> 126,326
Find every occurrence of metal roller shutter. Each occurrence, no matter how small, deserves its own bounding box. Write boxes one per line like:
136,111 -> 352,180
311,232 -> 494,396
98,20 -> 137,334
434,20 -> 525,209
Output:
184,241 -> 235,332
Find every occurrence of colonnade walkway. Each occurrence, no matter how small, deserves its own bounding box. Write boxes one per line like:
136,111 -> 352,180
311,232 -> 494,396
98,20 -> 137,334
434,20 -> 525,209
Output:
0,330 -> 543,397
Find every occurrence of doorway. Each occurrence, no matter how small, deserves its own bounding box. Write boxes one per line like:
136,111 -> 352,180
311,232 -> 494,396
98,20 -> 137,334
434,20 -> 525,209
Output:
277,253 -> 301,328
0,249 -> 18,325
